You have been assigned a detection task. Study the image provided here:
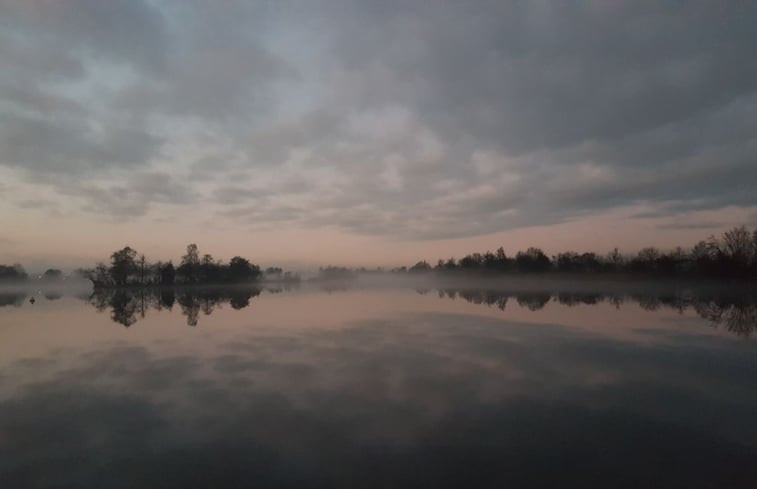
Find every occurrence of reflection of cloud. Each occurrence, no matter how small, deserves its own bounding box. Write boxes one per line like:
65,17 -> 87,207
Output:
3,312 -> 757,487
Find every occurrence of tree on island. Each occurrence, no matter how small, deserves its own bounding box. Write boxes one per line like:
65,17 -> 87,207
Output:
80,243 -> 264,288
160,262 -> 176,285
228,256 -> 261,283
109,246 -> 138,286
177,243 -> 200,284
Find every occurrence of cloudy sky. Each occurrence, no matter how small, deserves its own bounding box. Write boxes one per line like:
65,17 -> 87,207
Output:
1,1 -> 756,269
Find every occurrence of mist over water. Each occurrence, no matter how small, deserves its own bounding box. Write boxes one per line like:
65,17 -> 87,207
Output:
2,280 -> 757,488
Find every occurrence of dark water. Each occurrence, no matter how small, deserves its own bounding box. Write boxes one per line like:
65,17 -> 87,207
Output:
1,282 -> 757,488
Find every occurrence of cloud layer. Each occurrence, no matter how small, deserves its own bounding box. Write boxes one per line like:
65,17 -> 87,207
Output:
1,1 -> 756,255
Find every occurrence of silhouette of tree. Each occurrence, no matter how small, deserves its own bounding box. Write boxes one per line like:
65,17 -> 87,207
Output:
228,256 -> 261,283
42,269 -> 63,280
607,248 -> 623,270
723,226 -> 752,265
93,263 -> 111,286
515,247 -> 551,273
265,267 -> 283,277
160,262 -> 176,285
495,247 -> 509,271
137,254 -> 148,285
199,253 -> 221,283
0,264 -> 28,282
410,260 -> 432,272
459,253 -> 483,269
483,251 -> 497,269
556,252 -> 580,272
109,247 -> 137,286
178,243 -> 200,284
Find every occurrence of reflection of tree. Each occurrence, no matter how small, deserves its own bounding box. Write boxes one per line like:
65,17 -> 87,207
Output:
160,289 -> 175,309
607,294 -> 624,309
515,293 -> 551,311
110,290 -> 139,327
693,298 -> 757,337
88,286 -> 262,327
557,292 -> 602,307
177,292 -> 201,326
458,290 -> 508,310
0,292 -> 26,307
429,287 -> 757,337
229,288 -> 260,310
634,294 -> 661,311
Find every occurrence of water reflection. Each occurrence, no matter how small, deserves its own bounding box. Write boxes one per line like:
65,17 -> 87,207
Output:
0,291 -> 25,307
2,302 -> 757,487
4,284 -> 754,337
433,287 -> 757,337
87,287 -> 264,326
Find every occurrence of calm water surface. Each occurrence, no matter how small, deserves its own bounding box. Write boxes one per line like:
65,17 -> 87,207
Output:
1,282 -> 756,488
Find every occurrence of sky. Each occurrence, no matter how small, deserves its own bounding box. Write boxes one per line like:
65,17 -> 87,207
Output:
1,0 -> 756,271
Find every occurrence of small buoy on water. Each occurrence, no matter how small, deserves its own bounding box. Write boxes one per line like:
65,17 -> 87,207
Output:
29,297 -> 35,304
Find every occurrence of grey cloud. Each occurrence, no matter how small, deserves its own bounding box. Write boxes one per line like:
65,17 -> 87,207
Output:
654,221 -> 728,231
14,199 -> 56,210
0,0 -> 168,73
76,172 -> 197,217
212,186 -> 266,205
322,2 -> 757,152
3,1 -> 757,237
0,113 -> 161,173
209,1 -> 757,238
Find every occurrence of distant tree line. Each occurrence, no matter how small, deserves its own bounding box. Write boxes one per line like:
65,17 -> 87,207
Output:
80,244 -> 263,287
0,265 -> 64,283
403,225 -> 757,279
315,266 -> 356,280
0,264 -> 28,282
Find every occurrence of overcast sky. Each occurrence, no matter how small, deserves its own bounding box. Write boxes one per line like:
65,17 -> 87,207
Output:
1,1 -> 756,270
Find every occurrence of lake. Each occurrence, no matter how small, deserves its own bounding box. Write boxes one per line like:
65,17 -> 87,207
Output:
1,280 -> 756,488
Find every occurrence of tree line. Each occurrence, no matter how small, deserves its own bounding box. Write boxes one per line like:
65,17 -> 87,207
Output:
79,244 -> 262,287
402,225 -> 757,279
0,264 -> 28,282
0,265 -> 63,283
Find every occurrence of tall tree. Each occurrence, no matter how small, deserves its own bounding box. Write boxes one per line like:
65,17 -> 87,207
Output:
722,226 -> 752,265
178,244 -> 201,283
227,256 -> 261,283
109,247 -> 137,286
160,262 -> 176,285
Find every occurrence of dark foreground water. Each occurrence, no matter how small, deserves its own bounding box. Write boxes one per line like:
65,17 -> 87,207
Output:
1,281 -> 756,488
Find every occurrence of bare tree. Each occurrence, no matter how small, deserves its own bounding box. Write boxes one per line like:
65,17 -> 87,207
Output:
722,226 -> 752,265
